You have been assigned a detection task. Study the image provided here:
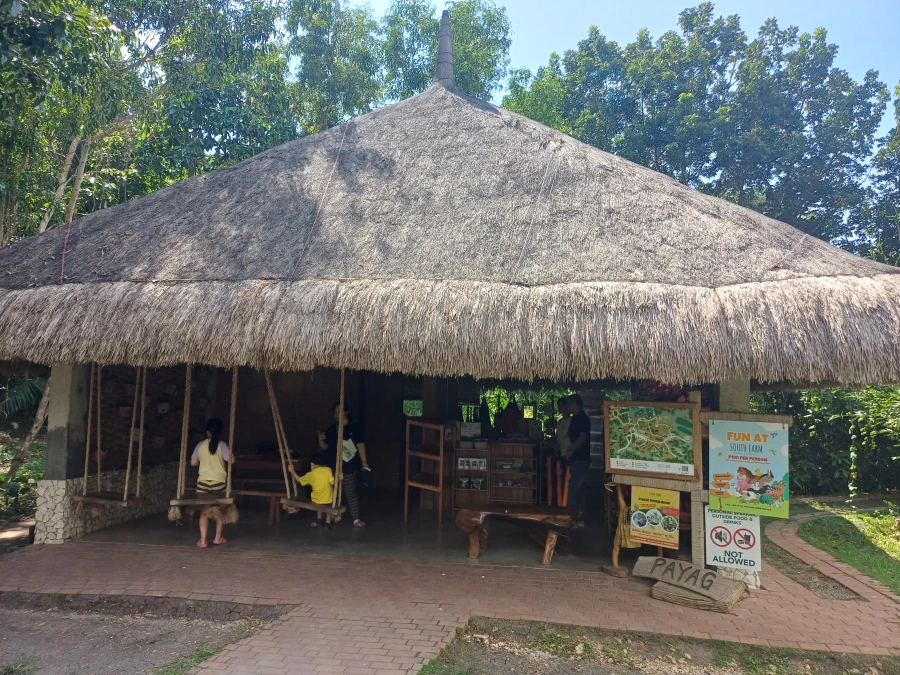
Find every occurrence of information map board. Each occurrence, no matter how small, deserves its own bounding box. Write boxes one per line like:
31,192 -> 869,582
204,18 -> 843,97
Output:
605,401 -> 701,480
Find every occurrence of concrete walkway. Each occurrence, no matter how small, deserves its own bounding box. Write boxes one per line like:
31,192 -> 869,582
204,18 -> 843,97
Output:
0,528 -> 898,675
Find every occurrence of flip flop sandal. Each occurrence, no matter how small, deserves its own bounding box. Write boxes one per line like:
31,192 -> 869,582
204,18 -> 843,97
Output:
212,537 -> 228,545
197,541 -> 208,548
353,519 -> 366,528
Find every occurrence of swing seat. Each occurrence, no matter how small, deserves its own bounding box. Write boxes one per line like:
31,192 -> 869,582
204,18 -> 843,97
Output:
169,493 -> 234,507
73,491 -> 146,508
280,497 -> 346,516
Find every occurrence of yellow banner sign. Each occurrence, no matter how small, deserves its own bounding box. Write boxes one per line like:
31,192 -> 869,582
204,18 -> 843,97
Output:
630,486 -> 680,549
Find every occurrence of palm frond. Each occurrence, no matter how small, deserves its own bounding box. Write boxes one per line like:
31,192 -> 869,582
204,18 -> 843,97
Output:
0,377 -> 48,417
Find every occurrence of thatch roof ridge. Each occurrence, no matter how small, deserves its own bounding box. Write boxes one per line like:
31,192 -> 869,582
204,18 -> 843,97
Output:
0,76 -> 899,384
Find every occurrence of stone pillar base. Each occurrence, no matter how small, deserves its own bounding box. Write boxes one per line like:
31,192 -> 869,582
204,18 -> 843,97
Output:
34,463 -> 178,544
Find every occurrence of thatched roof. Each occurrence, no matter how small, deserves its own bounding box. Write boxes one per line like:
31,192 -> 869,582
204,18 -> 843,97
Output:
1,12 -> 899,385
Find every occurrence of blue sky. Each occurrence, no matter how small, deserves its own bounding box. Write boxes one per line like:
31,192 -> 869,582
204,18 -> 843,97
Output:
366,0 -> 900,135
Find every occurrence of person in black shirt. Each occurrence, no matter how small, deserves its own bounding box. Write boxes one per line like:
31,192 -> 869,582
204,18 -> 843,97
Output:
566,394 -> 591,527
318,401 -> 369,527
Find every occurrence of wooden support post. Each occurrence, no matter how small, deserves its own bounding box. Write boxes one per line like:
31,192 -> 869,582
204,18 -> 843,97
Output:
542,530 -> 559,565
467,528 -> 481,559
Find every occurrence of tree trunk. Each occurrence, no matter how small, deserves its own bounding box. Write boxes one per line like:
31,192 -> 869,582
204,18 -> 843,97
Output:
38,137 -> 81,233
64,139 -> 91,225
4,380 -> 51,488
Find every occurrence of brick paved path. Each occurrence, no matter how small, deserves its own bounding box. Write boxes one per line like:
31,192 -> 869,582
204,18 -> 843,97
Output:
766,513 -> 900,604
1,539 -> 898,675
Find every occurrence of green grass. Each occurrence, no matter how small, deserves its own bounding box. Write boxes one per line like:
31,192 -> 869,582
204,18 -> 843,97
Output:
419,663 -> 473,675
798,508 -> 900,595
0,660 -> 37,675
152,645 -> 222,675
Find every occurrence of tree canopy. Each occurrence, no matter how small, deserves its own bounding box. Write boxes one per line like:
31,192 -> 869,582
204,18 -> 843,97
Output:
503,4 -> 894,249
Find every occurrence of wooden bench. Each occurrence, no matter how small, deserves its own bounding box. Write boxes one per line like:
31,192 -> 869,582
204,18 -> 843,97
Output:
455,506 -> 579,565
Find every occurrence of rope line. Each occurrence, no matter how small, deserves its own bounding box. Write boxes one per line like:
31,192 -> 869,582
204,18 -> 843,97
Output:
291,121 -> 351,280
136,366 -> 146,497
122,365 -> 140,499
95,365 -> 102,491
226,365 -> 238,498
82,363 -> 96,496
764,233 -> 810,278
176,364 -> 192,499
264,369 -> 294,499
507,154 -> 560,285
332,369 -> 345,511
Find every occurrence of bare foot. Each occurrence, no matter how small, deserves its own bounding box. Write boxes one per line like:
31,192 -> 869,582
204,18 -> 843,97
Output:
197,540 -> 208,548
212,537 -> 228,545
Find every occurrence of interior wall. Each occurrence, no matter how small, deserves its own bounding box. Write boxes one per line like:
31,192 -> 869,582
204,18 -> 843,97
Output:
215,367 -> 362,461
362,372 -> 405,489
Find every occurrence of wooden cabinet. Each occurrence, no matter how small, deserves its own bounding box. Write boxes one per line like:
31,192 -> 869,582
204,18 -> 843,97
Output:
491,442 -> 538,506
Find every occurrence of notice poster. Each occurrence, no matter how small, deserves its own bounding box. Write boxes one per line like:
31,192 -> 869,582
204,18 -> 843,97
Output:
629,486 -> 680,549
605,402 -> 700,479
709,420 -> 790,518
705,507 -> 762,571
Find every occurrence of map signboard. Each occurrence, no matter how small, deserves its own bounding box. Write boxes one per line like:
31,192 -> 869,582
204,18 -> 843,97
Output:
604,401 -> 701,480
630,486 -> 680,549
705,507 -> 762,571
709,419 -> 790,518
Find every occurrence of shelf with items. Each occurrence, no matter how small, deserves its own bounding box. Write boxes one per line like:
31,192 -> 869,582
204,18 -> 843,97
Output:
490,442 -> 538,506
452,446 -> 491,510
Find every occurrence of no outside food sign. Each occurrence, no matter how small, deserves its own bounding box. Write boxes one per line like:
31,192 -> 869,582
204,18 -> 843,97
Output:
705,507 -> 761,571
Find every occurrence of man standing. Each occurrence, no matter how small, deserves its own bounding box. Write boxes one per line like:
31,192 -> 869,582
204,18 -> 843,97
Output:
566,394 -> 591,527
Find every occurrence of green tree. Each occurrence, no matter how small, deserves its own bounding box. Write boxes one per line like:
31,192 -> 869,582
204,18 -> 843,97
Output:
381,0 -> 510,100
504,55 -> 570,133
859,84 -> 900,265
503,4 -> 889,246
287,0 -> 383,133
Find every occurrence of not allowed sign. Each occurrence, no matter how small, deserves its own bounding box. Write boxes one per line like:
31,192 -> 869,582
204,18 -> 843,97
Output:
705,507 -> 761,571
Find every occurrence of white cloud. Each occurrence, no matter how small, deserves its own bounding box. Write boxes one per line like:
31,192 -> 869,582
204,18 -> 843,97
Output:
709,436 -> 724,450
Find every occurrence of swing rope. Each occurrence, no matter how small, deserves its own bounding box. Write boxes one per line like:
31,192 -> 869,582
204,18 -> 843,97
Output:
122,365 -> 142,500
226,366 -> 237,499
95,365 -> 102,492
177,364 -> 192,500
82,363 -> 96,497
264,369 -> 295,500
136,365 -> 146,498
168,364 -> 192,523
331,369 -> 346,512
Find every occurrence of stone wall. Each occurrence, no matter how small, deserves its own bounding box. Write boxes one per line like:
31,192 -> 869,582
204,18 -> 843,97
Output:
34,463 -> 178,544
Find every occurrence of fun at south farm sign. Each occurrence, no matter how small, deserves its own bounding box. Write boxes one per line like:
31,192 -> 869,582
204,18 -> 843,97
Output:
708,420 -> 789,518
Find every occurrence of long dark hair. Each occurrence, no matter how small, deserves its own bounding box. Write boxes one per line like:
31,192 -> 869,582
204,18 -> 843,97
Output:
206,418 -> 224,455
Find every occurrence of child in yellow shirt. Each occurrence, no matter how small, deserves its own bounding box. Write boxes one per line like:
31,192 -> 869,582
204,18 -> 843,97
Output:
290,452 -> 335,530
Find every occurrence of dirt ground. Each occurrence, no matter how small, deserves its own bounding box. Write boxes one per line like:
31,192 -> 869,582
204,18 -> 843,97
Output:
0,596 -> 285,675
423,618 -> 900,675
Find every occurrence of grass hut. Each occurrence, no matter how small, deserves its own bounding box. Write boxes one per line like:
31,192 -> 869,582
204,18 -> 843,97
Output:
1,13 -> 899,546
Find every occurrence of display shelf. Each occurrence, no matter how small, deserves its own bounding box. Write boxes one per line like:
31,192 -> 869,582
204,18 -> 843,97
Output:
408,472 -> 440,489
490,442 -> 538,506
452,445 -> 491,510
404,420 -> 454,524
408,448 -> 442,461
